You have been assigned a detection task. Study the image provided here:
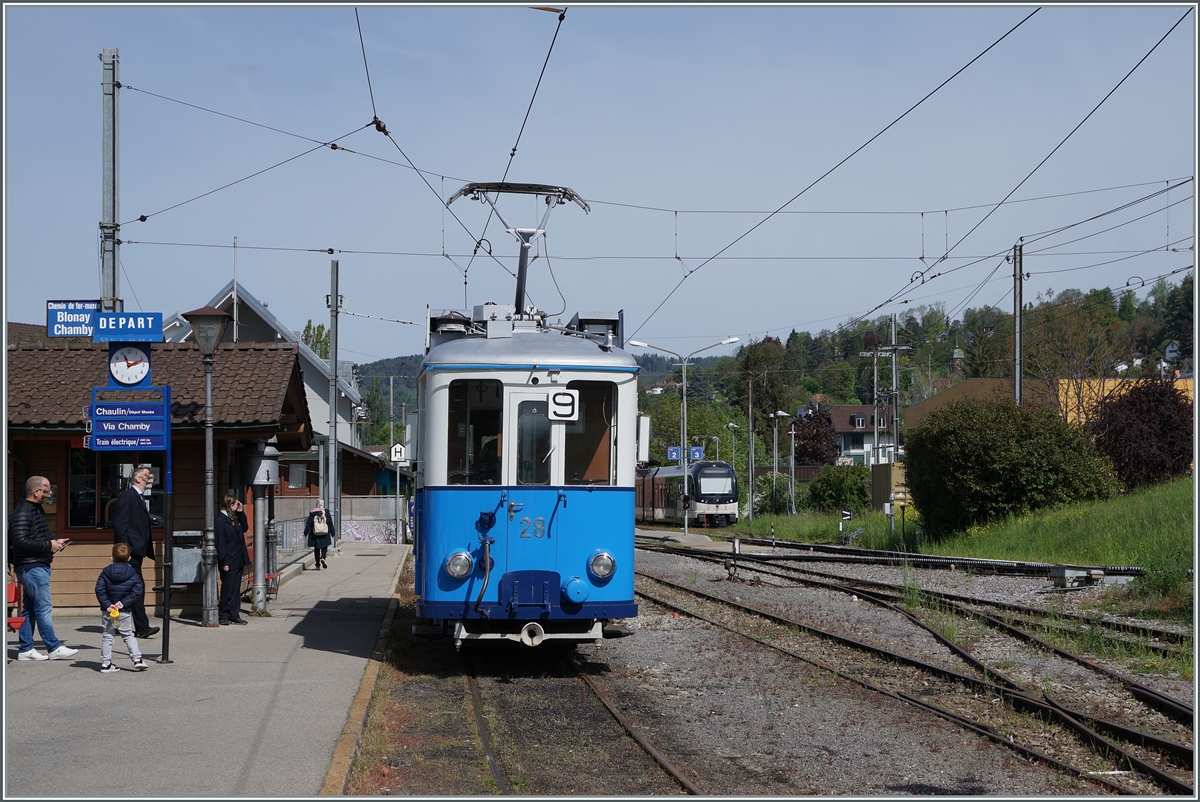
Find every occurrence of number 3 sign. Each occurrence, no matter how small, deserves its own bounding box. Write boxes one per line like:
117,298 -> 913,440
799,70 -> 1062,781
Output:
549,390 -> 580,421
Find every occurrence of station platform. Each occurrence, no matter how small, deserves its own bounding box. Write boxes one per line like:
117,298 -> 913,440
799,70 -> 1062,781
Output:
5,542 -> 409,797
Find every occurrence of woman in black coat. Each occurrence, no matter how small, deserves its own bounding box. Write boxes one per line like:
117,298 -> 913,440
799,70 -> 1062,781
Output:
304,498 -> 332,570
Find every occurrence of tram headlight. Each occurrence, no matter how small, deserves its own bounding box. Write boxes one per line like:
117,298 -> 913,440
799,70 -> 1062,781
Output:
445,551 -> 474,579
588,551 -> 616,580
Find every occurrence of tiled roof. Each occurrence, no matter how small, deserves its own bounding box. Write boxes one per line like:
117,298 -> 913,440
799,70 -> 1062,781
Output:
828,404 -> 878,434
7,342 -> 310,434
7,322 -> 49,347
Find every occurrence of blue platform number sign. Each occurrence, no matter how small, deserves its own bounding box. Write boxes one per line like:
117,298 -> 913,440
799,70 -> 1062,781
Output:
666,446 -> 682,461
689,446 -> 705,461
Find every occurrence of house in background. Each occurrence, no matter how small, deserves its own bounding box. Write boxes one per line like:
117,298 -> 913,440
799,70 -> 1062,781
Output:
827,404 -> 900,466
162,281 -> 385,515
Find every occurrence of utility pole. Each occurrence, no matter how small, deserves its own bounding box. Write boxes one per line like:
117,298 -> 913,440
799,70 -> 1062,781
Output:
747,375 -> 755,521
860,347 -> 883,463
327,260 -> 341,550
100,48 -> 121,313
891,314 -> 900,461
862,325 -> 910,463
233,237 -> 239,342
1013,239 -> 1024,404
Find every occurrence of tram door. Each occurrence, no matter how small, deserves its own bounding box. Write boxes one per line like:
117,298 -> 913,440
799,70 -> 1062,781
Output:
504,390 -> 564,570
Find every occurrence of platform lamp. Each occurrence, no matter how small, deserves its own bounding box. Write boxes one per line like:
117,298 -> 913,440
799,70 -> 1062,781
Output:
182,305 -> 231,628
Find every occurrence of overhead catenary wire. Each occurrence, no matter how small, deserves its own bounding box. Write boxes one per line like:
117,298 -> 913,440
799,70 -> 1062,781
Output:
354,8 -> 381,122
628,7 -> 1042,340
118,80 -> 1192,225
121,238 -> 1194,263
121,122 -> 373,226
854,8 -> 1195,331
460,7 -> 569,296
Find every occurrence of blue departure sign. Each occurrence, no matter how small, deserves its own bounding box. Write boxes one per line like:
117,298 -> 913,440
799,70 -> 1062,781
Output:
92,312 -> 164,342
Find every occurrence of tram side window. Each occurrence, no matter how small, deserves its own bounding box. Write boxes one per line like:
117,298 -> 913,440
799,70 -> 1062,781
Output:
446,379 -> 503,485
564,381 -> 615,485
516,400 -> 551,485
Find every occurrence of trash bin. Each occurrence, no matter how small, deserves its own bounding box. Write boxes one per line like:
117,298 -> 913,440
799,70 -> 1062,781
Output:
172,531 -> 203,583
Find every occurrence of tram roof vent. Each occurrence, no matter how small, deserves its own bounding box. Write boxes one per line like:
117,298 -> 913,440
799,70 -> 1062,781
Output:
473,303 -> 515,339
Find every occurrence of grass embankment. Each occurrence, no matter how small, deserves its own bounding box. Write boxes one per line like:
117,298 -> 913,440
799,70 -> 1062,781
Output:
729,476 -> 1194,622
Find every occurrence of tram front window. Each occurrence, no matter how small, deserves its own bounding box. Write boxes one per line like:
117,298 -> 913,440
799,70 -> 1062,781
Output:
446,379 -> 503,485
564,381 -> 616,485
517,400 -> 551,485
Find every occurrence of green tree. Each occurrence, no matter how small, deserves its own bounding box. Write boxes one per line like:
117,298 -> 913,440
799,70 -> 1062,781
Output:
301,320 -> 330,359
818,361 -> 857,403
805,465 -> 870,513
905,398 -> 1117,538
733,338 -> 792,432
1160,273 -> 1193,358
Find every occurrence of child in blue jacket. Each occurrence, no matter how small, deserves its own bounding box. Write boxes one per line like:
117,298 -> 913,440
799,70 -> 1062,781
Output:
95,542 -> 148,673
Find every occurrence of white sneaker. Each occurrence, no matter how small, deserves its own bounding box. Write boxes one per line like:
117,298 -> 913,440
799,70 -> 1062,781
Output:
46,646 -> 78,660
17,649 -> 48,661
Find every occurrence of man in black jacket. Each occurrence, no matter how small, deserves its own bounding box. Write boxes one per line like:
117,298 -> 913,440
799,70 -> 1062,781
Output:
215,494 -> 250,625
9,476 -> 78,661
110,466 -> 159,638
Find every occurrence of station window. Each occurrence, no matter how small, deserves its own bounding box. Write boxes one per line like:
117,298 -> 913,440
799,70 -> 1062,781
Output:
288,463 -> 307,489
446,379 -> 503,485
564,381 -> 616,485
67,449 -> 164,528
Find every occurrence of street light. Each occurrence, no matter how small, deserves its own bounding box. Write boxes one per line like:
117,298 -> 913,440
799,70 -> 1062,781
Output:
628,336 -> 739,537
769,411 -> 790,512
182,305 -> 231,628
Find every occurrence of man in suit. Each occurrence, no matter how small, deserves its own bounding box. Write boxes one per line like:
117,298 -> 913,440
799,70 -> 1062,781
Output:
215,494 -> 250,625
110,466 -> 159,638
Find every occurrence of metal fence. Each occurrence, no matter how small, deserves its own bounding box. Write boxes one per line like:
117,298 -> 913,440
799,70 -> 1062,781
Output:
270,496 -> 410,555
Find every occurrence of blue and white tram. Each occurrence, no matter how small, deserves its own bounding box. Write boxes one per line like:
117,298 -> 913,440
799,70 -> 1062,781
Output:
408,183 -> 642,649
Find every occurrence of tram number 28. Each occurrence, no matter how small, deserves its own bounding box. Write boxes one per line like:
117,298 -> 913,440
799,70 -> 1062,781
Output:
518,517 -> 546,538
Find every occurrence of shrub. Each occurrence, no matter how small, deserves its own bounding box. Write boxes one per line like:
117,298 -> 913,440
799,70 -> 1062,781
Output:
805,465 -> 870,513
753,472 -> 793,515
905,398 -> 1118,539
1089,377 -> 1193,490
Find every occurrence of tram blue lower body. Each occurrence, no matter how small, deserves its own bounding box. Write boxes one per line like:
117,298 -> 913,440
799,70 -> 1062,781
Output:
415,485 -> 638,621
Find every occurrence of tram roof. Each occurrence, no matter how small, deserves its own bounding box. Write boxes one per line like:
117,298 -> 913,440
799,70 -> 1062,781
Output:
422,328 -> 639,373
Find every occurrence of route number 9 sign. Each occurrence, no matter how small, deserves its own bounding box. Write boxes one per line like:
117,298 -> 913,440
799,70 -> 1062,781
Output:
549,390 -> 580,421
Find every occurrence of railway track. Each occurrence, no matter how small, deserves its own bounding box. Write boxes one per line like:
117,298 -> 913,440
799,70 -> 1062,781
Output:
633,566 -> 1193,795
461,647 -> 701,795
636,540 -> 1194,785
636,534 -> 1189,662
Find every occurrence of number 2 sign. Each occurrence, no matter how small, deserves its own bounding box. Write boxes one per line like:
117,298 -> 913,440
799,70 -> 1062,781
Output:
549,390 -> 580,421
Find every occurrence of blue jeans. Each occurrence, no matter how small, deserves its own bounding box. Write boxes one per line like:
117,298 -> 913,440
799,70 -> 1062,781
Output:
15,564 -> 63,653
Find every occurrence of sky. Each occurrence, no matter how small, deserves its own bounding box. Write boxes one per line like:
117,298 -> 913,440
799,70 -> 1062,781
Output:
3,4 -> 1196,369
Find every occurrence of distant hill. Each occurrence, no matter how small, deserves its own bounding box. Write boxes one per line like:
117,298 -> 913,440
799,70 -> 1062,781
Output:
356,354 -> 422,409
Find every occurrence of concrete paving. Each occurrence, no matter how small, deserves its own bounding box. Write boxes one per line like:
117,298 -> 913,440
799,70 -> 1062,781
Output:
5,543 -> 409,798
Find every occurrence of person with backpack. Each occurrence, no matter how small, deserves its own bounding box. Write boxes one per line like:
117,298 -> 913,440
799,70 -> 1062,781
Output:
304,499 -> 331,570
